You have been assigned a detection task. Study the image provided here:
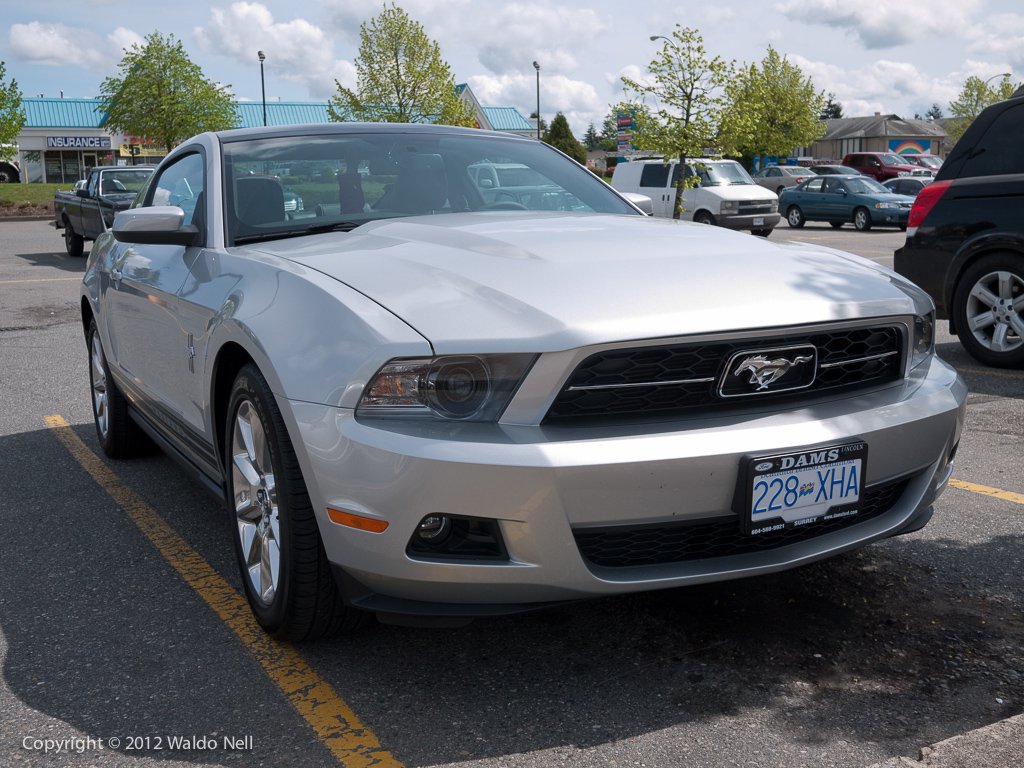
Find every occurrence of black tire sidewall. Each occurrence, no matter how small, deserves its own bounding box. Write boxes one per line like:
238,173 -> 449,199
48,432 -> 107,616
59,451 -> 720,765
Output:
854,208 -> 871,231
787,206 -> 804,228
65,225 -> 84,258
953,253 -> 1024,368
225,365 -> 307,635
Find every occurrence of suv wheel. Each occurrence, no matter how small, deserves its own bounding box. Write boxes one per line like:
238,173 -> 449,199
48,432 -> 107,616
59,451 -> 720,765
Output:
952,253 -> 1024,368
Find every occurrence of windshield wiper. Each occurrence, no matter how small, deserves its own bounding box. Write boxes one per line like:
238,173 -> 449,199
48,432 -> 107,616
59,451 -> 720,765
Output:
233,221 -> 364,246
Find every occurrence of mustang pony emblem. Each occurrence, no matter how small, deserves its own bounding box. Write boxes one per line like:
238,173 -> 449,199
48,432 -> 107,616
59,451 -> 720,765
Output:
734,353 -> 815,391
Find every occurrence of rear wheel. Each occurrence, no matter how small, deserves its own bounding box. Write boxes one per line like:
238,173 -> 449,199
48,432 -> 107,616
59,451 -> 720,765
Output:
226,364 -> 363,639
853,207 -> 872,231
786,206 -> 805,228
64,222 -> 84,258
830,221 -> 844,230
952,253 -> 1024,368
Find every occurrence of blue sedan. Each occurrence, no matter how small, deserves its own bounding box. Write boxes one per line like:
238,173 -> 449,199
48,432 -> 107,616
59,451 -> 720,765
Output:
779,175 -> 915,231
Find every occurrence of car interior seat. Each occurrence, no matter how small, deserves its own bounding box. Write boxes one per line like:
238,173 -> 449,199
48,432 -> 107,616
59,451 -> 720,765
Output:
393,154 -> 448,214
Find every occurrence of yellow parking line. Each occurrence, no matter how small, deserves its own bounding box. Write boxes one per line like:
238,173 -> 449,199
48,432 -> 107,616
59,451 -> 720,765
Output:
44,415 -> 402,768
949,478 -> 1024,506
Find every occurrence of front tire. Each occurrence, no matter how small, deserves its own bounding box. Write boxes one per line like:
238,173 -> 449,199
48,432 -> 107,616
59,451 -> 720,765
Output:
87,319 -> 148,458
952,253 -> 1024,368
226,364 -> 362,639
752,229 -> 773,237
786,206 -> 805,228
694,211 -> 715,226
853,207 -> 872,231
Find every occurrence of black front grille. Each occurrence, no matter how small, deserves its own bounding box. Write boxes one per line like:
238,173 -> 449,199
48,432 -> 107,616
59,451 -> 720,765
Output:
545,326 -> 902,423
573,478 -> 908,568
738,200 -> 777,214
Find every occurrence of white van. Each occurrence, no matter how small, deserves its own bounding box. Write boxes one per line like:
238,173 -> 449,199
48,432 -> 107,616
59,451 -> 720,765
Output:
611,157 -> 780,236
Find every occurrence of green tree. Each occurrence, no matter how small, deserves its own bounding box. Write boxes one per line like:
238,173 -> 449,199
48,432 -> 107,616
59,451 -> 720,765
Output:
722,46 -> 825,160
947,75 -> 1016,145
583,122 -> 600,150
926,103 -> 944,120
820,92 -> 843,120
99,32 -> 237,153
622,26 -> 739,219
543,113 -> 587,164
0,60 -> 25,166
328,3 -> 473,126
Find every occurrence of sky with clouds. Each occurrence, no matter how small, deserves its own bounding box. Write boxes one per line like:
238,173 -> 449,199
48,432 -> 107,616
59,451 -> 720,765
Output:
2,0 -> 1021,135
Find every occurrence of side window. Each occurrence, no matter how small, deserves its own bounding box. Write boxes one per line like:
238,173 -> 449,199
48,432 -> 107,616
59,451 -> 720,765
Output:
149,153 -> 205,227
767,167 -> 780,177
640,163 -> 670,188
87,173 -> 99,198
805,178 -> 825,193
960,104 -> 1024,177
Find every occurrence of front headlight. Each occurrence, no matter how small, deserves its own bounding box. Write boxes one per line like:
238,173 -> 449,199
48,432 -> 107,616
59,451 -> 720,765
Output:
357,354 -> 537,421
719,200 -> 739,214
911,312 -> 934,370
875,202 -> 899,209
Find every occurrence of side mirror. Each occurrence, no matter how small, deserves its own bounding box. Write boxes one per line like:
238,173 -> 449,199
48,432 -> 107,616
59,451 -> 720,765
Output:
621,192 -> 654,215
76,188 -> 90,198
112,206 -> 198,246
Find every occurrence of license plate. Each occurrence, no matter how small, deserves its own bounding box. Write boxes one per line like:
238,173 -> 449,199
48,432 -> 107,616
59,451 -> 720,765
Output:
753,217 -> 764,225
743,442 -> 867,535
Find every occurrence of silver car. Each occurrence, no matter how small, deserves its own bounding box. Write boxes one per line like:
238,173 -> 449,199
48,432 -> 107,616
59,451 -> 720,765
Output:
752,165 -> 817,194
82,124 -> 966,639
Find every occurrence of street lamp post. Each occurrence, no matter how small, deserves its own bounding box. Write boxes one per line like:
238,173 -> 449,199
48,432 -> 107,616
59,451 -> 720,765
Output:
533,61 -> 541,140
649,34 -> 671,46
258,51 -> 267,127
984,72 -> 1011,87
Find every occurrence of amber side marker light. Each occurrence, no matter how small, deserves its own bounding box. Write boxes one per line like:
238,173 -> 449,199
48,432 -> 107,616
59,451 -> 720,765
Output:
327,507 -> 390,533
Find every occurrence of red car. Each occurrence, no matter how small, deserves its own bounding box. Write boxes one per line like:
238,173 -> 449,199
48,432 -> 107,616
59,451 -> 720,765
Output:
841,152 -> 929,182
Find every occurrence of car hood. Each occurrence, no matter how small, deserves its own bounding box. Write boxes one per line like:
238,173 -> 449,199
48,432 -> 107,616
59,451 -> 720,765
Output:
258,212 -> 923,352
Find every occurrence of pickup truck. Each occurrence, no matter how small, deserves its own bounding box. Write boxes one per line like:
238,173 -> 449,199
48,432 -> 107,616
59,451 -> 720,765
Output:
54,165 -> 154,256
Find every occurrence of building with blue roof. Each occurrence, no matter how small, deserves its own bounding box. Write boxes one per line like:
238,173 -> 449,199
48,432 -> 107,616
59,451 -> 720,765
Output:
13,86 -> 534,183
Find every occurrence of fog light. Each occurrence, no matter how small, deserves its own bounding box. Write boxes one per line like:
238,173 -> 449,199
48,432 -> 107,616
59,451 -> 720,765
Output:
418,514 -> 451,542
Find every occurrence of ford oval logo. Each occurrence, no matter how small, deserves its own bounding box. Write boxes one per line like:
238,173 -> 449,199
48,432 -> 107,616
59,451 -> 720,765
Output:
755,461 -> 774,472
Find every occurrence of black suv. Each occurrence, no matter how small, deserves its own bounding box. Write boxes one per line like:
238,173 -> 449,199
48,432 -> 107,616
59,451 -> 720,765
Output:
894,93 -> 1024,368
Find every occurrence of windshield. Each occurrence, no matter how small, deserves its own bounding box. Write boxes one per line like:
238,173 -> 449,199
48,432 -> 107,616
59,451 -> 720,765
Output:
692,161 -> 754,186
880,154 -> 910,166
100,169 -> 152,195
843,177 -> 889,195
222,132 -> 638,246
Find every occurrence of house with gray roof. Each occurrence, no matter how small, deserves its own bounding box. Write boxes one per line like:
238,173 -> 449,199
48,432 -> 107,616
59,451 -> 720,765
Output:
808,113 -> 948,162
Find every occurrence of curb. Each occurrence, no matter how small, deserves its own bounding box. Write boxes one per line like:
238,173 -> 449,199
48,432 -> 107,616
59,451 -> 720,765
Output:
868,713 -> 1024,768
0,215 -> 53,222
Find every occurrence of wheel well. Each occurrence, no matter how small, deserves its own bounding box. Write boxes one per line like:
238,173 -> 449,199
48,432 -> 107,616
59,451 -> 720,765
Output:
212,343 -> 256,468
80,298 -> 94,342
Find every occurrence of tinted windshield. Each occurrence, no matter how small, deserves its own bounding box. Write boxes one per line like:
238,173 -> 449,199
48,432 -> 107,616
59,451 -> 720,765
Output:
222,132 -> 637,246
843,177 -> 889,194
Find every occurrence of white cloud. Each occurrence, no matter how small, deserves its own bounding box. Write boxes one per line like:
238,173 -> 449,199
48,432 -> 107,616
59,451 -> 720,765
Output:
775,0 -> 983,48
107,27 -> 145,56
963,13 -> 1024,72
469,71 -> 602,134
8,22 -> 108,69
194,2 -> 353,98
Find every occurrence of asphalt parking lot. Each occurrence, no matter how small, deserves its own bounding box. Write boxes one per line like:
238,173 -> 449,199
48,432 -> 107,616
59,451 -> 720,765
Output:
1,218 -> 1021,768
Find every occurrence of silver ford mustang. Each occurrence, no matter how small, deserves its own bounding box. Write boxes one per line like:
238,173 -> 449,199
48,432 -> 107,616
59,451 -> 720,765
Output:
81,124 -> 966,639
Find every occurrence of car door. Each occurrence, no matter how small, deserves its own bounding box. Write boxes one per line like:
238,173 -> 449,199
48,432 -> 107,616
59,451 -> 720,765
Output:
638,163 -> 673,217
103,152 -> 207,442
797,177 -> 827,218
820,177 -> 849,220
